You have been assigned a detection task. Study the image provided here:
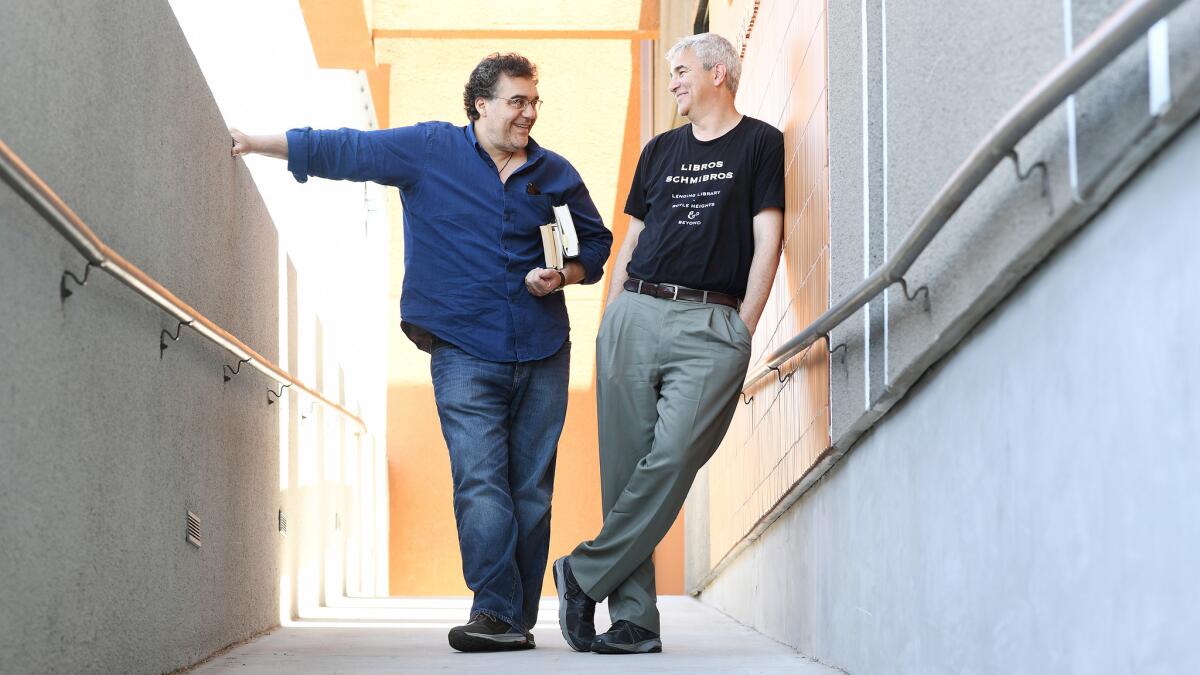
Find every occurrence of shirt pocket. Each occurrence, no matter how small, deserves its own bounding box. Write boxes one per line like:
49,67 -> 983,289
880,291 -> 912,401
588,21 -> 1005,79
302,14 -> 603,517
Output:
508,193 -> 554,235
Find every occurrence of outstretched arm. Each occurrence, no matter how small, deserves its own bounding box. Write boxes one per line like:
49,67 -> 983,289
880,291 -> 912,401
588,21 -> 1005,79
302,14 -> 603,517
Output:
230,129 -> 287,160
231,125 -> 425,187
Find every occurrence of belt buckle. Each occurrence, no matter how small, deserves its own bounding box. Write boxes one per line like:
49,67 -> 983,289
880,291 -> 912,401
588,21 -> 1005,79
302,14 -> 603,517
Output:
636,279 -> 644,294
670,285 -> 679,301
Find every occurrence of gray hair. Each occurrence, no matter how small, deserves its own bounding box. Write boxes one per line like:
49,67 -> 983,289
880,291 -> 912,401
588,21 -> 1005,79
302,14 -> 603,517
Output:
666,32 -> 741,95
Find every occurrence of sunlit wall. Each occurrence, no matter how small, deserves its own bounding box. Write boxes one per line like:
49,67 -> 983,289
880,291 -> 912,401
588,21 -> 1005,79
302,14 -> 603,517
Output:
171,0 -> 392,619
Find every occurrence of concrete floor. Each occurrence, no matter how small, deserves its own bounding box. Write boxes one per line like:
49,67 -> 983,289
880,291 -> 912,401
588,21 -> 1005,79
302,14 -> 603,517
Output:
189,596 -> 843,674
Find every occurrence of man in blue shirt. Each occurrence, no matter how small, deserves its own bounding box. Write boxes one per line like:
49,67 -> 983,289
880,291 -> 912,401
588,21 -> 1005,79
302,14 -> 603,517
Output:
231,52 -> 611,652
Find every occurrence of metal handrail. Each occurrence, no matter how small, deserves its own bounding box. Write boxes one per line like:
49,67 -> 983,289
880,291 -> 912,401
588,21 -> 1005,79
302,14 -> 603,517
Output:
0,138 -> 367,431
743,0 -> 1185,391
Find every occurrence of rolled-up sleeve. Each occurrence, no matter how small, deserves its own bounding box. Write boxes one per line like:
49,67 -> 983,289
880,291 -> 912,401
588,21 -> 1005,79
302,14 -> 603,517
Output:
285,127 -> 313,183
560,176 -> 611,285
286,125 -> 428,188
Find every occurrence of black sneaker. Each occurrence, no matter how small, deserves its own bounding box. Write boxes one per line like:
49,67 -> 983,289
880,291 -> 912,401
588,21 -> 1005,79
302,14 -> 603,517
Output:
590,620 -> 662,654
552,555 -> 596,651
447,614 -> 533,652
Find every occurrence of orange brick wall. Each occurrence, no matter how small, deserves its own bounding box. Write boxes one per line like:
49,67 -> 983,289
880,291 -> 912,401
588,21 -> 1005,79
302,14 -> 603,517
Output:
704,0 -> 830,569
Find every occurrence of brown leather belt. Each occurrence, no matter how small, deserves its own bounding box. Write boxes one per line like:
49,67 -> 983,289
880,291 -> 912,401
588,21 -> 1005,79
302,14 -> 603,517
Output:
623,278 -> 741,309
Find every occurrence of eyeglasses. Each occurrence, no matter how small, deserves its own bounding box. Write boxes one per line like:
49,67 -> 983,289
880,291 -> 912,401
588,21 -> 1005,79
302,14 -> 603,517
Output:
493,96 -> 544,112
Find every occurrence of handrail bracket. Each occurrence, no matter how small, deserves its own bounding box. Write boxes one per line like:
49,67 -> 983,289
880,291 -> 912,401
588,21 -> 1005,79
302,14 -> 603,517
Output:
896,278 -> 931,311
60,261 -> 97,303
159,320 -> 194,359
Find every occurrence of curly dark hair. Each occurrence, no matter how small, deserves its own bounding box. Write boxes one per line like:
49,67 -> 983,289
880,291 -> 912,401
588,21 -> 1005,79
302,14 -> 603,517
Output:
463,53 -> 538,121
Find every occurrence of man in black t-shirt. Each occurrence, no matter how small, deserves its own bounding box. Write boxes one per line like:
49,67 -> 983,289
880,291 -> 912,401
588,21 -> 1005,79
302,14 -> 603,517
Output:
554,33 -> 785,654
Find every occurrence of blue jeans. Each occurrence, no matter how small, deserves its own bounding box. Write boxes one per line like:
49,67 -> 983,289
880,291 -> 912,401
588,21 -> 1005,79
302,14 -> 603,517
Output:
430,338 -> 570,630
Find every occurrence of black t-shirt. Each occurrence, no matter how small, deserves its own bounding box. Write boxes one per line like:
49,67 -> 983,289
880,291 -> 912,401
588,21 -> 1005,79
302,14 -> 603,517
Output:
624,115 -> 785,298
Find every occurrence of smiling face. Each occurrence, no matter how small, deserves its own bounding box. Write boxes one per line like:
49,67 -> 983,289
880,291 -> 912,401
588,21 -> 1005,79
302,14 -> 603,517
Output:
668,47 -> 732,119
475,74 -> 539,154
668,48 -> 706,118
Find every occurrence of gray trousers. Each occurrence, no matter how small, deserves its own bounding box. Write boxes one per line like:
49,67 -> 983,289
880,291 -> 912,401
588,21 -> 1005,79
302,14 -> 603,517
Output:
570,291 -> 752,633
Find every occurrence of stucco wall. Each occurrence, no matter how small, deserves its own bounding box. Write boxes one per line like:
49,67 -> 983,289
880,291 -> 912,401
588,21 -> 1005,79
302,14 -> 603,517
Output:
826,0 -> 1200,463
700,112 -> 1200,674
170,0 -> 393,617
689,0 -> 1200,595
1,2 -> 282,672
690,0 -> 1200,670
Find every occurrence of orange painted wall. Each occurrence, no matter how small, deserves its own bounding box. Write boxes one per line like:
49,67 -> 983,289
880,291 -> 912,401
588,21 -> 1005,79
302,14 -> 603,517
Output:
702,0 -> 832,569
386,383 -> 605,594
298,0 -> 389,129
385,34 -> 685,597
297,0 -> 682,598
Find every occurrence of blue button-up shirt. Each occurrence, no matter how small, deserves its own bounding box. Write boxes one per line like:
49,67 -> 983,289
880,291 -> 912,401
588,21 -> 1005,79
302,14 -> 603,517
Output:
287,122 -> 611,363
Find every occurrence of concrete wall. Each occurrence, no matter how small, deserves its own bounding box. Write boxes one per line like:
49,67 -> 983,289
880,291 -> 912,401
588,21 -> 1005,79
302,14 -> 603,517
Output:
688,0 -> 1200,593
170,0 -> 393,617
688,0 -> 1200,670
700,112 -> 1200,673
826,0 -> 1200,464
0,1 -> 385,672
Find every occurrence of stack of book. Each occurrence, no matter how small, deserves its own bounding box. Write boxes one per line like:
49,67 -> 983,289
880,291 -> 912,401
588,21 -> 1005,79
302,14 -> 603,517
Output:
539,204 -> 579,270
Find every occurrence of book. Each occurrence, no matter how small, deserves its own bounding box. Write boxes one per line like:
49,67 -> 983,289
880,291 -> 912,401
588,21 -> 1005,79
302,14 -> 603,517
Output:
540,224 -> 563,270
553,204 -> 579,258
540,204 -> 580,270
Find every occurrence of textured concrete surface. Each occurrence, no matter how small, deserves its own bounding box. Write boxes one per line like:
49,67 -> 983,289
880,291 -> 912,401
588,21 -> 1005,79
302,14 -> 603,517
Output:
700,101 -> 1200,674
0,2 -> 281,673
190,596 -> 843,674
827,0 -> 1066,444
170,0 -> 392,614
825,0 -> 1200,451
825,0 -> 870,432
686,0 -> 1200,609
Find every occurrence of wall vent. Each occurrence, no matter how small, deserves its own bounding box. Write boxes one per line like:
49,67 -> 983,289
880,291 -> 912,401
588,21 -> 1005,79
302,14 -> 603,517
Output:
186,511 -> 201,548
278,509 -> 288,536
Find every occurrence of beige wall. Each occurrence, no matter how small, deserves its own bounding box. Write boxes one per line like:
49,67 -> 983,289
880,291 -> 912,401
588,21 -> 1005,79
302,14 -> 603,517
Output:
701,0 -> 832,571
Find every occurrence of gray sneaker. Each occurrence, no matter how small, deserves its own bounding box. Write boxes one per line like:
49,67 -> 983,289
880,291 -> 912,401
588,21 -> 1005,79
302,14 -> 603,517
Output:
448,614 -> 533,652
